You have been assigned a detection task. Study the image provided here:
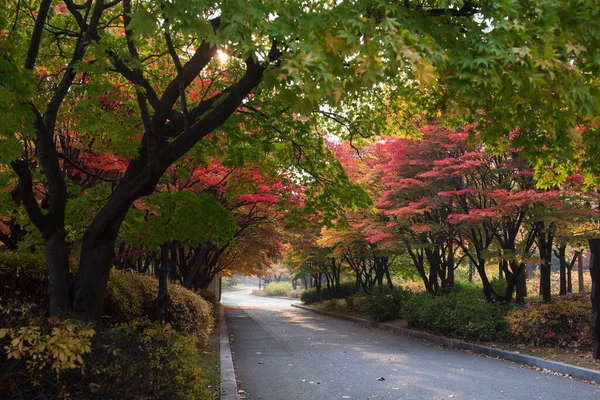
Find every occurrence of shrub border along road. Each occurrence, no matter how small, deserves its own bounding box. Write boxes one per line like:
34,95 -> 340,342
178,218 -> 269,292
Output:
291,303 -> 600,385
220,306 -> 240,400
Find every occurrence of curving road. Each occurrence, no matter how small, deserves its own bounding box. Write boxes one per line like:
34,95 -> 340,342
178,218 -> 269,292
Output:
222,289 -> 600,400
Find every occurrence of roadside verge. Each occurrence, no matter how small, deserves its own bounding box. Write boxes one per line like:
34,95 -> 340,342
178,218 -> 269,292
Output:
220,306 -> 240,400
291,303 -> 600,385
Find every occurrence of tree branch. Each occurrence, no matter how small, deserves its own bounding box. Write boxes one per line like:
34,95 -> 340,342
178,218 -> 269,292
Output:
24,0 -> 53,70
10,160 -> 46,234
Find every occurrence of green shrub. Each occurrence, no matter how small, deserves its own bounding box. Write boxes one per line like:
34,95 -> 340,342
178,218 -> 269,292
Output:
403,285 -> 510,341
197,289 -> 217,306
506,294 -> 592,346
361,286 -> 410,322
105,269 -> 214,346
0,318 -> 212,399
222,277 -> 232,287
490,277 -> 508,296
300,287 -> 319,303
0,252 -> 216,399
0,252 -> 48,327
93,319 -> 212,399
300,281 -> 357,304
264,281 -> 293,296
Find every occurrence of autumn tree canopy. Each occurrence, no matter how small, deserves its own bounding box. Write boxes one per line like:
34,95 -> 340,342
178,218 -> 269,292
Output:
1,0 -> 600,325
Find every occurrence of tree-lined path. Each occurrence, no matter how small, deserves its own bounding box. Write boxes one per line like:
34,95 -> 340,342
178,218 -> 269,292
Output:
223,290 -> 599,400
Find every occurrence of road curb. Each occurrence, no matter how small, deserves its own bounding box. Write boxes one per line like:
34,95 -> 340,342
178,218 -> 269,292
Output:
220,306 -> 240,400
291,303 -> 600,384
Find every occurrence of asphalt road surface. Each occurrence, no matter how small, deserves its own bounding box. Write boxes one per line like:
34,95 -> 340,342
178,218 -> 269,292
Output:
222,289 -> 600,400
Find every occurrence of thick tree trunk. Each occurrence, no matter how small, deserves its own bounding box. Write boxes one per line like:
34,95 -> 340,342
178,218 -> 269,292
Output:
183,244 -> 213,288
45,229 -> 71,317
588,239 -> 600,360
515,263 -> 527,305
72,207 -> 128,321
589,239 -> 600,360
476,259 -> 500,302
72,241 -> 117,320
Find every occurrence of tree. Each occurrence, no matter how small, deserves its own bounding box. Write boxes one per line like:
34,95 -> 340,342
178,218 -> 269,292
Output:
2,1 -> 600,325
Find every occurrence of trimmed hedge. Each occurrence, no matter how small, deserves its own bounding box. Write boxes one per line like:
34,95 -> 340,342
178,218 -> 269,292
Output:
105,269 -> 214,346
197,289 -> 217,306
0,251 -> 215,399
300,281 -> 357,304
361,286 -> 409,322
264,281 -> 293,296
403,283 -> 510,341
506,294 -> 592,347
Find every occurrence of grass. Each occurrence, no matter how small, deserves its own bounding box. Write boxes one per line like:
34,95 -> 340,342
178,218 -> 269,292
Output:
500,344 -> 600,371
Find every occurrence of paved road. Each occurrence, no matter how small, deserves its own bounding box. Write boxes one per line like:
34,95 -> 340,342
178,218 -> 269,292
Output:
222,289 -> 600,400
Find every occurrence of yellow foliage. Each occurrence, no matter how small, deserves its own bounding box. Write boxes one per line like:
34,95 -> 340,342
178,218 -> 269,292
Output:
1,320 -> 94,377
506,295 -> 592,346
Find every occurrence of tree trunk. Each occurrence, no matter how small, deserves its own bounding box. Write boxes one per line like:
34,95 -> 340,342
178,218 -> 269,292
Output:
385,267 -> 393,289
579,251 -> 585,294
504,274 -> 515,303
540,245 -> 552,303
468,259 -> 474,283
45,229 -> 72,317
515,263 -> 527,305
354,272 -> 362,292
446,243 -> 455,293
72,208 -> 128,321
150,243 -> 170,321
559,245 -> 567,295
476,259 -> 500,302
539,265 -> 543,296
589,238 -> 600,360
314,273 -> 322,301
540,261 -> 552,303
